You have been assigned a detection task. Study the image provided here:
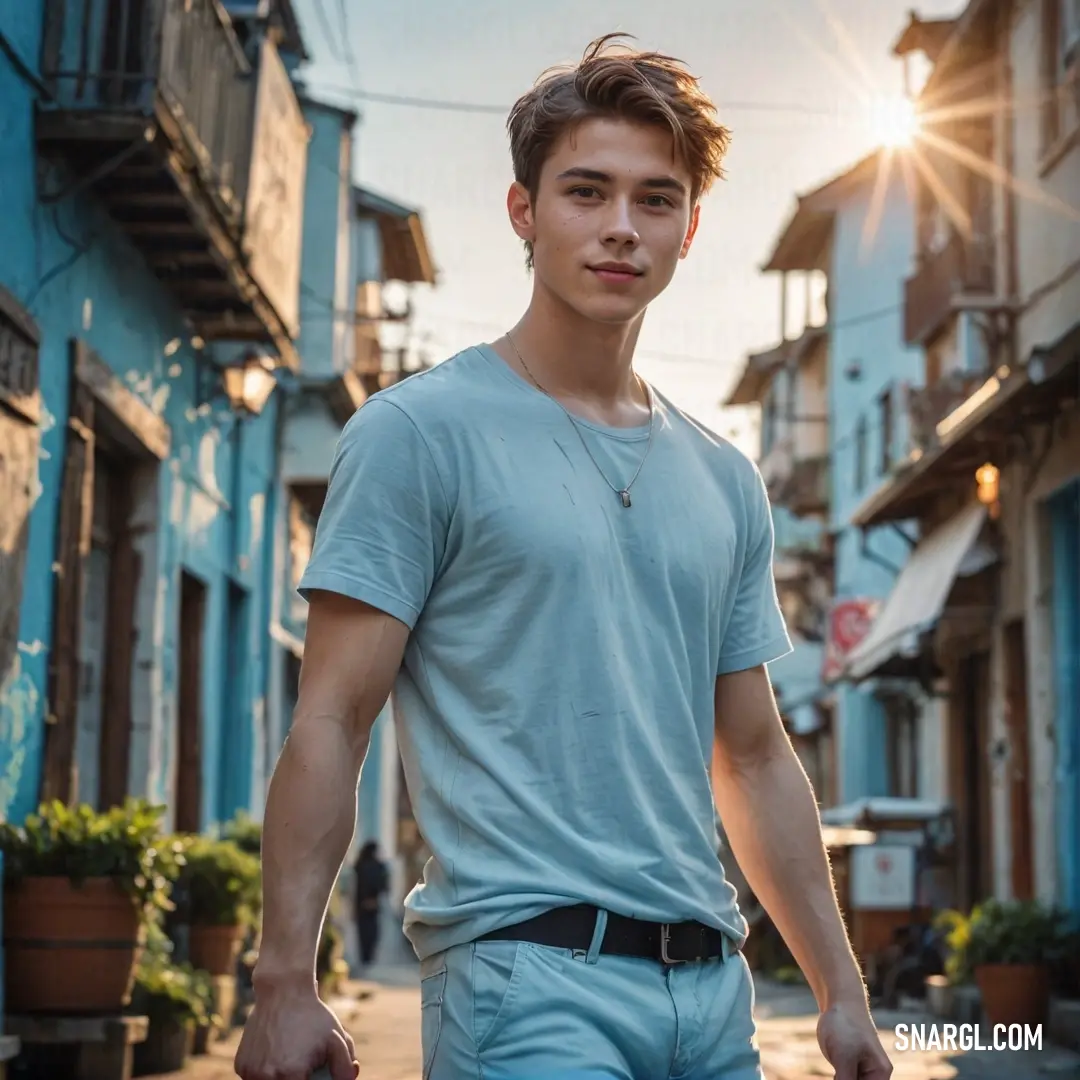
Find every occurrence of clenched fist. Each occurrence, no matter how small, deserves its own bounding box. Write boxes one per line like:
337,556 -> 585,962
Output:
234,983 -> 359,1080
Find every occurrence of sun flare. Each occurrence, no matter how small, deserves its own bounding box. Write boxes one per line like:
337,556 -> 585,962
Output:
870,95 -> 920,148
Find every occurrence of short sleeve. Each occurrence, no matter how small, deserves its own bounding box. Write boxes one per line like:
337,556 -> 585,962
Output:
716,465 -> 793,676
297,399 -> 449,630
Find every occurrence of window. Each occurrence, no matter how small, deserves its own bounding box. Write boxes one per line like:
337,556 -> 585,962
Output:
853,414 -> 868,493
762,388 -> 778,455
1064,0 -> 1080,65
885,697 -> 920,799
878,386 -> 894,475
1042,0 -> 1080,151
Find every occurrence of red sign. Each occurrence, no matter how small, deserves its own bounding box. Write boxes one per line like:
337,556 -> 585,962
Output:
821,598 -> 877,682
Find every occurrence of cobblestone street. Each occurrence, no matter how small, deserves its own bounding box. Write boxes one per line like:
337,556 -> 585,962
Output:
154,967 -> 1080,1080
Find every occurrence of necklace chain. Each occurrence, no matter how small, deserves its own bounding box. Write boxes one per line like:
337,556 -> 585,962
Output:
504,332 -> 656,509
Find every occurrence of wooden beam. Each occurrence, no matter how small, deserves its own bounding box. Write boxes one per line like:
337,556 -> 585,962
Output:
122,222 -> 202,238
106,192 -> 188,210
75,341 -> 170,461
147,251 -> 218,268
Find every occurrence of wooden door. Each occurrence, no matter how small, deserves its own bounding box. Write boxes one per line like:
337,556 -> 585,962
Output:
175,572 -> 206,833
1003,619 -> 1033,900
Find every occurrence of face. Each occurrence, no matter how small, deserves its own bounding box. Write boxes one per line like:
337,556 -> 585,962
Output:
508,116 -> 700,324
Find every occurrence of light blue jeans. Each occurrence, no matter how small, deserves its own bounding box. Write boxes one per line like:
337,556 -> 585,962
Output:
418,912 -> 762,1079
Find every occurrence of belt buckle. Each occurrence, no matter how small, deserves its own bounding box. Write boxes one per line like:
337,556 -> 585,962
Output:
659,923 -> 699,965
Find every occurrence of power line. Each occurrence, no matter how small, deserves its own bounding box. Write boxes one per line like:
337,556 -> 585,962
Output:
310,0 -> 343,66
334,0 -> 361,90
304,81 -> 846,120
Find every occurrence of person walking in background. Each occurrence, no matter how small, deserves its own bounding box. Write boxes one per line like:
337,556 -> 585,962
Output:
236,31 -> 893,1080
353,841 -> 388,970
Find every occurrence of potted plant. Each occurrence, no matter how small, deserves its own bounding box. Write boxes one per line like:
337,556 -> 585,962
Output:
953,899 -> 1071,1026
0,798 -> 183,1013
129,941 -> 214,1076
180,835 -> 261,977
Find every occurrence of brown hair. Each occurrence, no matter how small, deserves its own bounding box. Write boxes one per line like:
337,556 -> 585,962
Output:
507,33 -> 732,268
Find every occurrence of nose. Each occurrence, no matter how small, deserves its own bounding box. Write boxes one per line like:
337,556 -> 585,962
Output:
602,195 -> 639,247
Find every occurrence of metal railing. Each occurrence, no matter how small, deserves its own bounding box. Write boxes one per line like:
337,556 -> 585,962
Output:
903,372 -> 989,454
903,230 -> 995,345
40,0 -> 255,216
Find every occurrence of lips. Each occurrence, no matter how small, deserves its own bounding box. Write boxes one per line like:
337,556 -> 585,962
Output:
589,264 -> 643,283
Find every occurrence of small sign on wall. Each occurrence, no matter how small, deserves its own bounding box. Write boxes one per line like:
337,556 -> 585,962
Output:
850,843 -> 916,910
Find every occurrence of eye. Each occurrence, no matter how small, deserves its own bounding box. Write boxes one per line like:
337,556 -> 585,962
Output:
568,186 -> 600,199
643,194 -> 675,208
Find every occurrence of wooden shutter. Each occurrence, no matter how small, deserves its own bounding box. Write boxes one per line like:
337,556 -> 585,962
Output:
41,345 -> 96,804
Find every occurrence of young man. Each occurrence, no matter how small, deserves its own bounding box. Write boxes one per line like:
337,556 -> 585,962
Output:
235,34 -> 893,1080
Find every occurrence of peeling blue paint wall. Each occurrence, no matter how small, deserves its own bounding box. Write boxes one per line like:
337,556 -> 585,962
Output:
827,162 -> 923,804
0,0 -> 279,829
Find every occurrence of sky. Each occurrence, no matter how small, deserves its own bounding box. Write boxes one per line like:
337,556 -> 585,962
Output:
292,0 -> 961,455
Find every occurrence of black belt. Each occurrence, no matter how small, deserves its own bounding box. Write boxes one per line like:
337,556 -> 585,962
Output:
478,904 -> 733,965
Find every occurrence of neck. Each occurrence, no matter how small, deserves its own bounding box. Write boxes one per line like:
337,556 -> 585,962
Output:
501,281 -> 647,407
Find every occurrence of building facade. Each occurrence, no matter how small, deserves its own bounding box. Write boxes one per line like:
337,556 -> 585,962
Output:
727,149 -> 939,814
851,0 -> 1080,919
0,0 -> 307,831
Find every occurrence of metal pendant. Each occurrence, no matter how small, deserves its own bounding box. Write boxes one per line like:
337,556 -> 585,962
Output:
619,490 -> 632,508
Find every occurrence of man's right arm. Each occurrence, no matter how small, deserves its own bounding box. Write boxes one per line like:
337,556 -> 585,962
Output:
253,591 -> 408,992
235,398 -> 450,1080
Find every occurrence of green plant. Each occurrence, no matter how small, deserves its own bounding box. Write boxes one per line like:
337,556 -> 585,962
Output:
0,799 -> 184,917
179,835 -> 261,928
936,901 -> 1072,984
219,811 -> 262,857
132,952 -> 216,1026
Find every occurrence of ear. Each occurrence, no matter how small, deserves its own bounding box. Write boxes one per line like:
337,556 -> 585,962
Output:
680,203 -> 701,260
507,181 -> 536,245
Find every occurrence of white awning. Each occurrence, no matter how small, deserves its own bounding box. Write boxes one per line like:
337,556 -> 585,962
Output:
846,502 -> 989,680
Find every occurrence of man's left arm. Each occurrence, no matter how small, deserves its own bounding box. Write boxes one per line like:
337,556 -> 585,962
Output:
712,465 -> 891,1080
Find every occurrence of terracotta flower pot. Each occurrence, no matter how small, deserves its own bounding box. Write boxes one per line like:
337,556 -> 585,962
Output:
189,923 -> 242,976
3,876 -> 142,1013
974,963 -> 1050,1027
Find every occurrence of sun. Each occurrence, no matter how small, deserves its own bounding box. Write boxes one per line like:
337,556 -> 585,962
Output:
870,95 -> 920,148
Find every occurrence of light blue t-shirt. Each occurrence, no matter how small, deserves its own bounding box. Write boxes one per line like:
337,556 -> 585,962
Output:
299,344 -> 792,961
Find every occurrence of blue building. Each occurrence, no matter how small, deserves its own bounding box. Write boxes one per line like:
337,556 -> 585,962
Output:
727,150 -> 942,815
724,317 -> 834,801
846,5 -> 1080,940
0,0 -> 311,834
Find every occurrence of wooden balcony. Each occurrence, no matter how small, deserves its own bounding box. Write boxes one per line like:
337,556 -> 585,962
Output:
37,0 -> 307,363
782,456 -> 830,517
762,439 -> 829,519
903,231 -> 995,346
903,371 -> 990,454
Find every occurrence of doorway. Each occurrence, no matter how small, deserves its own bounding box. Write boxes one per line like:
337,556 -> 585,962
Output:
72,447 -> 140,809
1002,619 -> 1034,901
42,341 -> 169,805
955,650 -> 992,908
1049,481 -> 1080,912
175,572 -> 206,833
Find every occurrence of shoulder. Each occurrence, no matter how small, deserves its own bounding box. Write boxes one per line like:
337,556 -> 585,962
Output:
352,345 -> 496,432
653,389 -> 764,500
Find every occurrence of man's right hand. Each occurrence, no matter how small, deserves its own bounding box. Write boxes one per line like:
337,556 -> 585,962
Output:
234,985 -> 358,1080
